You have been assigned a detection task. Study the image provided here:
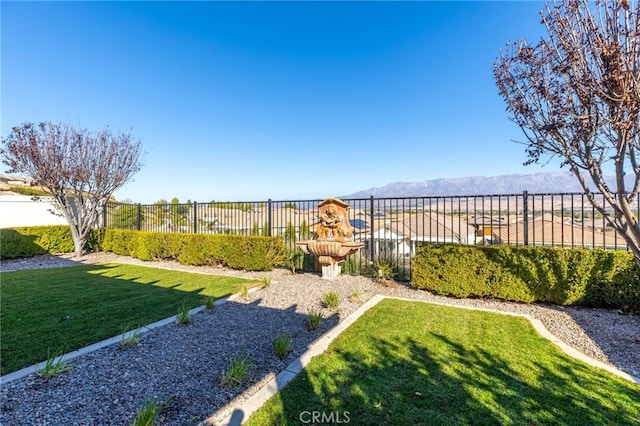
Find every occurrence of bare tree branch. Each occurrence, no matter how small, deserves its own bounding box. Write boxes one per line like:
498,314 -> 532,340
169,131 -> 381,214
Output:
494,0 -> 640,266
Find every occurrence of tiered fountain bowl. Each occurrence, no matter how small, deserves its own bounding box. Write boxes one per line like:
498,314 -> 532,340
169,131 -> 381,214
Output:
296,198 -> 365,280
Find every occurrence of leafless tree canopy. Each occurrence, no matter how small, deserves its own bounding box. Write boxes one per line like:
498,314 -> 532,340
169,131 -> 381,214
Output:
494,0 -> 640,264
1,122 -> 144,256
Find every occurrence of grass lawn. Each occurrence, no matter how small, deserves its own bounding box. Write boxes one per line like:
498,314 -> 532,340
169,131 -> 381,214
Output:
247,299 -> 640,426
0,263 -> 260,375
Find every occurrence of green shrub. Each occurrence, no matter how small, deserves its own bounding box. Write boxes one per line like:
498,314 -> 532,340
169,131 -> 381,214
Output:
341,251 -> 370,276
285,249 -> 304,273
582,250 -> 640,310
322,291 -> 341,311
174,234 -> 209,265
221,354 -> 253,388
260,276 -> 272,288
0,225 -> 106,259
119,326 -> 143,349
239,285 -> 249,300
412,244 -> 639,311
100,228 -> 133,256
132,396 -> 169,426
273,332 -> 292,359
100,229 -> 286,271
203,296 -> 216,310
0,229 -> 44,259
175,302 -> 194,325
35,347 -> 73,378
0,226 -> 79,259
306,309 -> 323,331
373,259 -> 397,281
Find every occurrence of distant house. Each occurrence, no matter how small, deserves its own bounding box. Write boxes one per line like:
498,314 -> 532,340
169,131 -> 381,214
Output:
202,206 -> 317,237
362,212 -> 477,257
467,214 -> 519,245
368,226 -> 413,257
493,213 -> 629,249
0,173 -> 32,187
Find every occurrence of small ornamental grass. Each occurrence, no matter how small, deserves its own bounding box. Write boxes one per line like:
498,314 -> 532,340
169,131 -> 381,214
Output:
119,326 -> 143,349
132,395 -> 169,426
286,250 -> 304,273
203,296 -> 216,310
221,354 -> 253,388
240,285 -> 250,300
322,291 -> 340,311
35,348 -> 73,378
273,332 -> 292,359
175,303 -> 194,325
306,309 -> 323,331
260,276 -> 272,289
374,260 -> 396,282
348,289 -> 364,303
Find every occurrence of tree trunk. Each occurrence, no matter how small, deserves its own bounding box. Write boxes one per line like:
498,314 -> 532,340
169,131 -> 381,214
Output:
73,238 -> 85,258
69,224 -> 86,258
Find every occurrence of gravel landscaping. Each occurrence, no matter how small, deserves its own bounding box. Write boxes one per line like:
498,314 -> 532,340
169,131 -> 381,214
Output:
1,252 -> 638,425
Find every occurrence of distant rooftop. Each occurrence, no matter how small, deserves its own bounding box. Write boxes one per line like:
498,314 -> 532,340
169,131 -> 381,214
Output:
0,173 -> 32,185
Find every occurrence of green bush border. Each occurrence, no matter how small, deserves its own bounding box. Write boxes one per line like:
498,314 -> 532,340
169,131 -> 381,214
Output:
4,226 -> 638,309
411,244 -> 640,311
100,228 -> 287,271
0,226 -> 286,272
0,226 -> 78,258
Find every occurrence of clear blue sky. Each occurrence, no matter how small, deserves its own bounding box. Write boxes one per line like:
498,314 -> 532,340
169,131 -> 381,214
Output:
2,0 -> 556,203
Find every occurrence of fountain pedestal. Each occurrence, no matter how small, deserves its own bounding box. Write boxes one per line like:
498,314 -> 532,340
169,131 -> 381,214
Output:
296,198 -> 364,280
296,240 -> 365,280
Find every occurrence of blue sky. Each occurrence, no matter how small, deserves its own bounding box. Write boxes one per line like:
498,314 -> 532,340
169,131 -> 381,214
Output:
2,1 -> 555,203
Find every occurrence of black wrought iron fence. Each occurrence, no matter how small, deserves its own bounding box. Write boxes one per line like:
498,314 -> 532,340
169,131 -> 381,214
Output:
104,192 -> 638,280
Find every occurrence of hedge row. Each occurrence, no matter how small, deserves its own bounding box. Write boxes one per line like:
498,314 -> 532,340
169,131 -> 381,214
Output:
412,244 -> 640,311
1,226 -> 77,259
100,228 -> 287,271
4,226 -> 638,309
0,226 -> 286,272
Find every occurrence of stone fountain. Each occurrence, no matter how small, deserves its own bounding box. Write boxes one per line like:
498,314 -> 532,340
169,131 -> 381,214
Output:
296,198 -> 365,280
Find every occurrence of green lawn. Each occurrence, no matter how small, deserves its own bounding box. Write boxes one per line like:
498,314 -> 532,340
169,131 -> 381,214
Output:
247,299 -> 640,426
0,263 -> 259,375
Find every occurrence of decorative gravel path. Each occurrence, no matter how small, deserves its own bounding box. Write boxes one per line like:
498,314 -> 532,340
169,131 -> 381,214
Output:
1,252 -> 638,425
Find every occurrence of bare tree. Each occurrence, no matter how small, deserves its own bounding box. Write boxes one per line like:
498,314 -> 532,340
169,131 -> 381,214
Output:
1,122 -> 144,257
494,0 -> 640,265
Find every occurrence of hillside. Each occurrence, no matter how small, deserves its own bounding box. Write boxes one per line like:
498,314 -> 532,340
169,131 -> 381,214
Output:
0,174 -> 50,196
341,171 -> 628,198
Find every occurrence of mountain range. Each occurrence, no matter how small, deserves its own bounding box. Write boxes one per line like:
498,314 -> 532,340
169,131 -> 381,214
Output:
341,171 -> 627,198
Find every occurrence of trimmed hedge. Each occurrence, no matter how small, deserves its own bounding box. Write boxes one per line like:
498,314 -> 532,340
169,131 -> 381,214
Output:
0,226 -> 286,272
1,226 -> 75,259
100,228 -> 287,271
412,244 -> 640,311
0,225 -> 105,259
4,226 -> 638,309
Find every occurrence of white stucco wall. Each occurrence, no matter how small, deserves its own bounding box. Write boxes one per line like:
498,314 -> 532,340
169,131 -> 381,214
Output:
0,195 -> 68,228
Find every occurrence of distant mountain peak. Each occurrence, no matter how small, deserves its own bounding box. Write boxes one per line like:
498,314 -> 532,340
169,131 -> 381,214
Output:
341,171 -> 604,198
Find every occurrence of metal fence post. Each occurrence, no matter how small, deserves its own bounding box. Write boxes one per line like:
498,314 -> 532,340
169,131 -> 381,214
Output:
267,199 -> 273,237
137,203 -> 142,231
370,195 -> 375,270
523,191 -> 529,246
193,201 -> 198,233
102,202 -> 107,228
